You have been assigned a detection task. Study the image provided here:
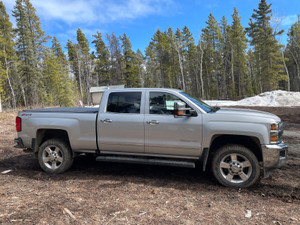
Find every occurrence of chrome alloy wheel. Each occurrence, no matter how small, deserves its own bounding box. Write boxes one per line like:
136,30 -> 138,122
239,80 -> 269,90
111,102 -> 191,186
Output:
42,145 -> 64,170
219,153 -> 252,184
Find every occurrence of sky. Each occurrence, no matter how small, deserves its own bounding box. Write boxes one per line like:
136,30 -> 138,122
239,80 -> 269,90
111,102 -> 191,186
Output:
2,0 -> 300,53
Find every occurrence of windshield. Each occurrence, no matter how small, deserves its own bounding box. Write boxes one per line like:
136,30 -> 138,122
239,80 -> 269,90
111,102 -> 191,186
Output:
180,92 -> 216,113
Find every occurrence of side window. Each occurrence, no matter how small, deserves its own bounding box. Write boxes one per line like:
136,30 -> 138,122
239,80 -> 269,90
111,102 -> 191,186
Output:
149,92 -> 186,115
107,92 -> 141,113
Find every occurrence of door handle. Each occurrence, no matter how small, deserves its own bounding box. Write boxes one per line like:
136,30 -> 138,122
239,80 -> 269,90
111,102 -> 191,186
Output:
101,118 -> 112,123
146,120 -> 159,125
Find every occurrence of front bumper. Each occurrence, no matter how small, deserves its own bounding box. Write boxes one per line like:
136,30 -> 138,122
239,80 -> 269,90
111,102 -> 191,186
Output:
262,142 -> 288,178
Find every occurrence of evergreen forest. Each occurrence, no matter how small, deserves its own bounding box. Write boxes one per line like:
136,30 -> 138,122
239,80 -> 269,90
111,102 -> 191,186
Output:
0,0 -> 300,109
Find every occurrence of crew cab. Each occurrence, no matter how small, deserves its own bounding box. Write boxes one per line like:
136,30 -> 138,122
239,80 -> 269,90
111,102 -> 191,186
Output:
14,88 -> 288,187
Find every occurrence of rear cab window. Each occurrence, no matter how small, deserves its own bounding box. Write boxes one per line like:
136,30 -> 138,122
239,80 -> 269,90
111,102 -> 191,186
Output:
106,92 -> 142,114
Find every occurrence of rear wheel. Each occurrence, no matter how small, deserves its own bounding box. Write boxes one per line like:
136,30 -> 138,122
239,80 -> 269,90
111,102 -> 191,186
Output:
38,139 -> 73,174
212,145 -> 260,188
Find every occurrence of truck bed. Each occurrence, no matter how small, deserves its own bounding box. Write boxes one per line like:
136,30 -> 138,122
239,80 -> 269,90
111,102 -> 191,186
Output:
23,107 -> 99,114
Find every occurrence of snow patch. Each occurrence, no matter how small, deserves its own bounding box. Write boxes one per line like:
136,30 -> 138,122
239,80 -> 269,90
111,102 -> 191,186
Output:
204,90 -> 300,107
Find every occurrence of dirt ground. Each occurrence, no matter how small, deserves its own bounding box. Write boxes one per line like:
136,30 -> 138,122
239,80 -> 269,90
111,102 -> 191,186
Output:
0,107 -> 299,224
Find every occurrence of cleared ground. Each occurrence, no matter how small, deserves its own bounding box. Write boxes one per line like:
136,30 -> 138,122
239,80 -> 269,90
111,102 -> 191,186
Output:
0,107 -> 299,224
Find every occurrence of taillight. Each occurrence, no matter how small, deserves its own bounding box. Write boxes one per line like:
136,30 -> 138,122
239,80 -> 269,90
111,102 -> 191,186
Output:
16,117 -> 21,132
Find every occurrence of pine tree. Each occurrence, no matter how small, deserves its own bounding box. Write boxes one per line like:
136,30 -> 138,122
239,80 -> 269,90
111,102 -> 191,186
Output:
182,26 -> 199,96
0,1 -> 17,109
246,0 -> 287,92
145,41 -> 158,87
120,33 -> 139,87
246,49 -> 257,94
285,15 -> 300,91
76,28 -> 92,104
136,49 -> 146,87
52,36 -> 66,61
201,13 -> 223,99
230,8 -> 250,97
219,16 -> 231,99
92,31 -> 110,86
197,35 -> 205,98
13,0 -> 49,107
42,49 -> 75,107
174,28 -> 185,90
151,29 -> 163,87
66,39 -> 83,101
50,37 -> 75,106
152,29 -> 174,88
106,32 -> 123,85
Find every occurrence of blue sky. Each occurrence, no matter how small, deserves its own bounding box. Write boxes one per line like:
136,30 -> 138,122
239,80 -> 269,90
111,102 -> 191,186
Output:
2,0 -> 300,53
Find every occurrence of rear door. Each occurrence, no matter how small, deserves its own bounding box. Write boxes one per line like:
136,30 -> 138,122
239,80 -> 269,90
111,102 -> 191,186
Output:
98,91 -> 145,153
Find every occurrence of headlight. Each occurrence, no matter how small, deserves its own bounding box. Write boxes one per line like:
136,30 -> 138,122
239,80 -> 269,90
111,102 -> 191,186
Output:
270,124 -> 278,131
270,122 -> 283,144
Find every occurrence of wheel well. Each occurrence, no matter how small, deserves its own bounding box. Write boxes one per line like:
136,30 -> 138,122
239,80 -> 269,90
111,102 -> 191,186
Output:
206,135 -> 262,169
35,129 -> 70,153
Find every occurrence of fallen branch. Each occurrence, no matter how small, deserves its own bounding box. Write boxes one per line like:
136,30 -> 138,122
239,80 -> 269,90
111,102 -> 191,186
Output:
64,208 -> 76,220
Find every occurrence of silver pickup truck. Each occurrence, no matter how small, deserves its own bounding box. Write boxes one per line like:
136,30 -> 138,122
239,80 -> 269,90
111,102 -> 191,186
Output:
14,88 -> 288,188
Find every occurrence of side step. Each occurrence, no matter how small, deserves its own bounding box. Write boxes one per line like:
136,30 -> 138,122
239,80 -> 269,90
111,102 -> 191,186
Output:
96,156 -> 195,168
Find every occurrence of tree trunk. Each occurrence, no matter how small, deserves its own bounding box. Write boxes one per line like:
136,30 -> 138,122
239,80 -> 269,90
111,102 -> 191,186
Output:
4,56 -> 16,110
198,37 -> 204,98
76,51 -> 83,101
178,53 -> 185,91
174,40 -> 185,91
289,50 -> 300,91
281,51 -> 290,91
289,50 -> 300,79
192,65 -> 199,96
20,82 -> 27,108
229,42 -> 235,97
84,59 -> 91,105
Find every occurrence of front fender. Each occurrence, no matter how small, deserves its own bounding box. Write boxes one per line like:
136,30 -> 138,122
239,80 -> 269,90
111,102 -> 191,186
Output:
202,121 -> 268,148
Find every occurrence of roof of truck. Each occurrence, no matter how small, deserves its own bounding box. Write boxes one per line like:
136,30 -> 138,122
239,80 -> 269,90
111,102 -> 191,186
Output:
104,88 -> 183,92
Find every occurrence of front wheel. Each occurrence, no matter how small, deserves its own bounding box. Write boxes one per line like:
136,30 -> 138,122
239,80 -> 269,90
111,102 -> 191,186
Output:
38,139 -> 73,174
212,145 -> 260,188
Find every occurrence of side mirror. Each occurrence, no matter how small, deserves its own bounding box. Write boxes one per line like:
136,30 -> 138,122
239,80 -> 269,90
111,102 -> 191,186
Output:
174,102 -> 196,118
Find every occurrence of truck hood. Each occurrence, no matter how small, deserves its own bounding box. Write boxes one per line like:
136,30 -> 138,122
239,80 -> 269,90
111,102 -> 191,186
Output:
210,108 -> 281,124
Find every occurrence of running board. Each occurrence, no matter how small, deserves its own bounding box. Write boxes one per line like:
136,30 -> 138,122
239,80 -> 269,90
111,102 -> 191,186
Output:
96,156 -> 195,168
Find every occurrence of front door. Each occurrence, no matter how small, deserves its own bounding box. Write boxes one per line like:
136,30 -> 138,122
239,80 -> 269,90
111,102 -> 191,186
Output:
98,91 -> 144,153
145,91 -> 202,156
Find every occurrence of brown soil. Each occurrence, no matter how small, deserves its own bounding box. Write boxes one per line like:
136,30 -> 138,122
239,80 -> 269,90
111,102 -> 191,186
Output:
0,108 -> 299,224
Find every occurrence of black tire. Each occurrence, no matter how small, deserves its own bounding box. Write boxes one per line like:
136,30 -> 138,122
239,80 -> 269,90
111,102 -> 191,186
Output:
38,139 -> 73,174
212,145 -> 260,188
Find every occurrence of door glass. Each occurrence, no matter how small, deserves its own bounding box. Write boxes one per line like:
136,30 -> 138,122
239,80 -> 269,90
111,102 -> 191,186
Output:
107,92 -> 141,113
149,92 -> 186,115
